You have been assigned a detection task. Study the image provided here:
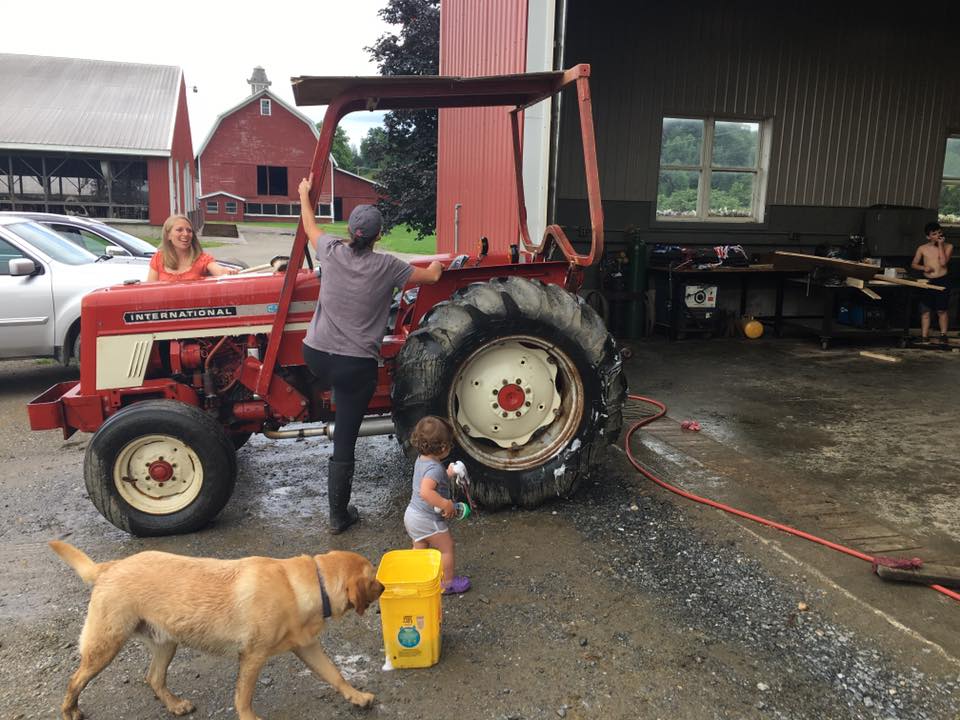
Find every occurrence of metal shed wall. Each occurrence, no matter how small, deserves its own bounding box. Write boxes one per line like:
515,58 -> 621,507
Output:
437,0 -> 528,256
555,1 -> 960,251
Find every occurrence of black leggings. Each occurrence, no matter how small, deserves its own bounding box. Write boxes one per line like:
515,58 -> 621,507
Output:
302,344 -> 378,462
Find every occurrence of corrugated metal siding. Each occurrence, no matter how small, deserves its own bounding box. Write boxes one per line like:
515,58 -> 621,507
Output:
437,0 -> 528,255
0,54 -> 180,154
557,2 -> 960,210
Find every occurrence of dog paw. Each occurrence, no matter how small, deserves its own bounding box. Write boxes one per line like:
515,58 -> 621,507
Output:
170,698 -> 196,715
349,690 -> 375,708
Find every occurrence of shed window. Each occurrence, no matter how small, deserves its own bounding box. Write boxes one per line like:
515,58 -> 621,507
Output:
939,136 -> 960,225
206,200 -> 218,213
256,165 -> 288,196
225,200 -> 238,214
656,117 -> 769,222
260,98 -> 271,116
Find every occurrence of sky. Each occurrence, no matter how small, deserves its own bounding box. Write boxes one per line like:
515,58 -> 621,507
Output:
3,0 -> 393,150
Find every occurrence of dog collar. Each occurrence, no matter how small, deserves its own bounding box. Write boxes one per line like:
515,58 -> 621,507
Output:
315,563 -> 332,619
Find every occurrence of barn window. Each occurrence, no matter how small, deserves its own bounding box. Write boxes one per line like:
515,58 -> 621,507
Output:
256,165 -> 288,196
939,136 -> 960,225
656,117 -> 769,222
260,98 -> 271,116
225,201 -> 237,214
246,203 -> 262,214
206,200 -> 218,213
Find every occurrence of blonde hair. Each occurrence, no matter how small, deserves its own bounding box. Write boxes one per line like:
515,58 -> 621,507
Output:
411,415 -> 453,458
160,215 -> 201,270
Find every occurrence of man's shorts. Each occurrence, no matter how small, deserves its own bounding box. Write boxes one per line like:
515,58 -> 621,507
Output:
918,278 -> 950,313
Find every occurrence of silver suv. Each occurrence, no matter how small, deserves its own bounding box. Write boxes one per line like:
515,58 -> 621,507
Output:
0,212 -> 245,270
0,211 -> 158,259
0,216 -> 149,364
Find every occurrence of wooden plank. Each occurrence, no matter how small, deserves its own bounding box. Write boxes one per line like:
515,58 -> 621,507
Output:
772,252 -> 946,288
869,275 -> 945,290
876,562 -> 960,589
818,513 -> 866,529
859,538 -> 924,553
859,351 -> 901,363
772,251 -> 879,279
833,524 -> 903,541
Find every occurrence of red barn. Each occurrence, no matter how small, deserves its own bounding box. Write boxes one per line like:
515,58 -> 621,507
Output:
332,168 -> 383,222
0,53 -> 196,226
197,67 -> 381,224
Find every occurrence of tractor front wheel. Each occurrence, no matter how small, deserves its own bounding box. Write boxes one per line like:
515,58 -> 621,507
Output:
84,400 -> 237,536
392,277 -> 625,508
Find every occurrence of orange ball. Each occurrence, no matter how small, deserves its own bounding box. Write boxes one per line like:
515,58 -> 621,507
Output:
743,319 -> 764,339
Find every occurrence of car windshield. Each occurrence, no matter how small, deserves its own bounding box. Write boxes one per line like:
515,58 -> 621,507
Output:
6,222 -> 99,265
95,224 -> 157,254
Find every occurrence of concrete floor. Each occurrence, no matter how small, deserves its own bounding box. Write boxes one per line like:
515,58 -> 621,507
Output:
618,334 -> 960,655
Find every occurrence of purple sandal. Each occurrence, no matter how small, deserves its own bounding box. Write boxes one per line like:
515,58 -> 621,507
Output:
442,576 -> 471,595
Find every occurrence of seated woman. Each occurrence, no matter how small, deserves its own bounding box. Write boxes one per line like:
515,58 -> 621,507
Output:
147,215 -> 238,281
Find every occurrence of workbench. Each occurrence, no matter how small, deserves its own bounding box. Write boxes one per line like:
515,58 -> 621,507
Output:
780,277 -> 915,350
647,265 -> 805,340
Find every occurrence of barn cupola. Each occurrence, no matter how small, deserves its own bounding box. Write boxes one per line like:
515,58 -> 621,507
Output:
247,66 -> 271,95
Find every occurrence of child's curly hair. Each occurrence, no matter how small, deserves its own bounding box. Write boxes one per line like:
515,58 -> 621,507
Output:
411,415 -> 453,457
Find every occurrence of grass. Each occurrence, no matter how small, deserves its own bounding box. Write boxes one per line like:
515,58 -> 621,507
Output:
213,220 -> 437,254
110,218 -> 432,253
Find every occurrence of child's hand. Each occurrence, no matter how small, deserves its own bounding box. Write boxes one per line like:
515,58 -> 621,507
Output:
441,499 -> 456,519
446,463 -> 457,479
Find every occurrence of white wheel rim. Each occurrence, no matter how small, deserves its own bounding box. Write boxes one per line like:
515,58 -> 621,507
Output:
113,434 -> 203,515
449,336 -> 583,471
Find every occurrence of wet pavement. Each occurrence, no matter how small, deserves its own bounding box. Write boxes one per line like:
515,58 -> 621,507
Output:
0,335 -> 958,719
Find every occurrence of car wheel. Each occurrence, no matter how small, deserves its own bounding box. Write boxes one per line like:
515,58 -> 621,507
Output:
84,400 -> 237,536
392,277 -> 626,508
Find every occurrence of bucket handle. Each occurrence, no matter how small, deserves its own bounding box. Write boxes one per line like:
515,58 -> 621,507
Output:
383,585 -> 432,597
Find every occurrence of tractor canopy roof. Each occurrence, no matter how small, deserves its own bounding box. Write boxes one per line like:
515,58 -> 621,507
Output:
291,65 -> 589,111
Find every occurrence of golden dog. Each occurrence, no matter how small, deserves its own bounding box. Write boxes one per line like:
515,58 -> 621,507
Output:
50,541 -> 384,720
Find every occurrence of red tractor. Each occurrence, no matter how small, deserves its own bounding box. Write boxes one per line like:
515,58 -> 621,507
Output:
28,65 -> 626,536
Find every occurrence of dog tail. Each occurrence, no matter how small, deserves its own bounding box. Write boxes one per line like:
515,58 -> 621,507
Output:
49,541 -> 102,585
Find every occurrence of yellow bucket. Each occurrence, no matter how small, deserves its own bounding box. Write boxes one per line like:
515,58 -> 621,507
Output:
376,549 -> 443,669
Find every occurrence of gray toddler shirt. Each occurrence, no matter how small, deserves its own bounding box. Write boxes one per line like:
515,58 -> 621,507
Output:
408,457 -> 449,516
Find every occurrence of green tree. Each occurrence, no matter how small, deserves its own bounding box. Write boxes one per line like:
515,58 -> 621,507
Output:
366,0 -> 440,239
357,127 -> 390,179
318,124 -> 360,173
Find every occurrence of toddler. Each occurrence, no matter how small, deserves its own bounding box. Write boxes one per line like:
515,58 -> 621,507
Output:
403,415 -> 471,594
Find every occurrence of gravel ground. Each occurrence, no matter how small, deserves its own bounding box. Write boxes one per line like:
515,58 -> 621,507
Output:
0,359 -> 958,719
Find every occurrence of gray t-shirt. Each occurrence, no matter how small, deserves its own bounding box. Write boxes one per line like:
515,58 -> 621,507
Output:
304,234 -> 414,360
408,457 -> 449,516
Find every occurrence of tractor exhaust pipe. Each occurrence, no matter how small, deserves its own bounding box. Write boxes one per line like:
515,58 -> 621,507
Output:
263,416 -> 395,441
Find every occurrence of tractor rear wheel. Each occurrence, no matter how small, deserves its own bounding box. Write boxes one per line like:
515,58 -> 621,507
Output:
392,277 -> 625,508
84,400 -> 237,536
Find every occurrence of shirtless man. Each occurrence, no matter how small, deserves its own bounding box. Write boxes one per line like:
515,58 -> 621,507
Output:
910,221 -> 953,343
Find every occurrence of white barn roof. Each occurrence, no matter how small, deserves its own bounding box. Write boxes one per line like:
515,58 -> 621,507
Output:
0,53 -> 183,157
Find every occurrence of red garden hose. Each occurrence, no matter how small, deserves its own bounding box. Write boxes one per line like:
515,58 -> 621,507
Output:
624,393 -> 960,603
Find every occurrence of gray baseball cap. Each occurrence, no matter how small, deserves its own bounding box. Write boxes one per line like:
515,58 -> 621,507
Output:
347,204 -> 383,240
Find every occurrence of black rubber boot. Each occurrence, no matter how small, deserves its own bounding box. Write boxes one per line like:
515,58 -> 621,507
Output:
328,459 -> 359,534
